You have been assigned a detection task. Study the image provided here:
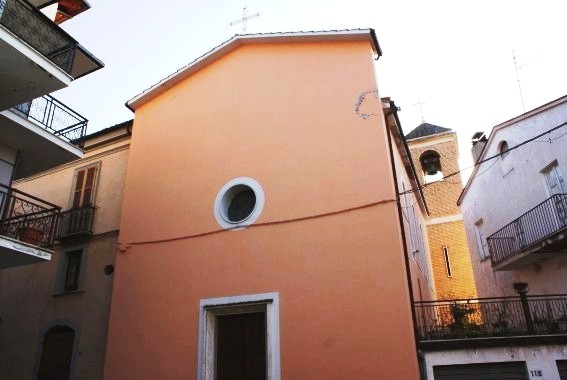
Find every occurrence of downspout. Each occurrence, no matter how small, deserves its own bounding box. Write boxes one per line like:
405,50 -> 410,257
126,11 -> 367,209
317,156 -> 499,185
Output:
384,111 -> 423,379
418,349 -> 428,380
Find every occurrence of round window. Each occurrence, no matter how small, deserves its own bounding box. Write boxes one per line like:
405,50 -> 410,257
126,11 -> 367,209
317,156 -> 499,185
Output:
214,177 -> 265,230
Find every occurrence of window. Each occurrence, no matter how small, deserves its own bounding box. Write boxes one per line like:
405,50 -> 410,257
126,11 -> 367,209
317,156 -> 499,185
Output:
214,177 -> 265,230
70,163 -> 100,208
400,182 -> 433,285
442,246 -> 452,277
56,248 -> 86,293
498,141 -> 514,175
474,220 -> 489,260
499,140 -> 510,159
34,322 -> 79,380
198,293 -> 280,380
64,250 -> 82,292
542,161 -> 567,224
542,161 -> 565,196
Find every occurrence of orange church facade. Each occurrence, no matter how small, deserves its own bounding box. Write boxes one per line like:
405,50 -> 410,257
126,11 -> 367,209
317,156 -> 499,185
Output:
104,30 -> 433,379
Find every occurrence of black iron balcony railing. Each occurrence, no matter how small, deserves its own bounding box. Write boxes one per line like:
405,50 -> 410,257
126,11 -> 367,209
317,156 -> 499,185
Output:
55,205 -> 95,240
0,183 -> 60,248
487,194 -> 567,265
415,295 -> 567,342
13,94 -> 88,148
0,0 -> 103,78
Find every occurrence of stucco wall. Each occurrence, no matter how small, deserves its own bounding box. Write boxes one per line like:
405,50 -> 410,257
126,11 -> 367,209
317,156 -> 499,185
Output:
460,99 -> 567,297
105,40 -> 421,379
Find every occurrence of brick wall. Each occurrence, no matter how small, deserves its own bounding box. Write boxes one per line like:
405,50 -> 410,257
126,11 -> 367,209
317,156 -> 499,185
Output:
426,220 -> 477,298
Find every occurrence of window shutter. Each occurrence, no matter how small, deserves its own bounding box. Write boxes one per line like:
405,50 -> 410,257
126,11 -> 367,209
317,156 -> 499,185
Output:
72,170 -> 85,208
71,164 -> 99,209
81,167 -> 97,206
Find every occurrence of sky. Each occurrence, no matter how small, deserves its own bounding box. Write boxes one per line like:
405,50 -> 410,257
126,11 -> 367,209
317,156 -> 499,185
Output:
53,0 -> 567,176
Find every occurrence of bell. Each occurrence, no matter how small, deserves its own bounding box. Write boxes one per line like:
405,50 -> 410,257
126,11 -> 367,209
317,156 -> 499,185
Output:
426,164 -> 438,176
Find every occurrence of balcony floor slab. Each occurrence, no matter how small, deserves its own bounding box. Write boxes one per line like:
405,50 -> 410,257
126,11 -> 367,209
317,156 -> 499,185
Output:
0,26 -> 72,110
493,229 -> 567,271
0,108 -> 83,179
0,235 -> 51,268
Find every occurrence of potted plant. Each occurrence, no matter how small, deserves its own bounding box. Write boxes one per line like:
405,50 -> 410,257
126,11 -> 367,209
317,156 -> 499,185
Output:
558,313 -> 567,332
533,314 -> 551,333
449,302 -> 475,337
19,226 -> 43,246
492,320 -> 509,335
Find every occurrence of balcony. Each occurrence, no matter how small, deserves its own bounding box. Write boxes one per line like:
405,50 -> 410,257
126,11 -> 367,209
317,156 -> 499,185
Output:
55,205 -> 95,241
487,194 -> 567,270
415,295 -> 567,349
0,182 -> 60,268
0,94 -> 87,179
0,0 -> 104,110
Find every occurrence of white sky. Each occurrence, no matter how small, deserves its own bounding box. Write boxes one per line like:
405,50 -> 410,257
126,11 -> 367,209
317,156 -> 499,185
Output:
54,0 -> 567,176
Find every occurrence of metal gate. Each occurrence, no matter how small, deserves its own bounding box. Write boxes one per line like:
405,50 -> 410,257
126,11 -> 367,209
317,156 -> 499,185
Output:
433,361 -> 528,380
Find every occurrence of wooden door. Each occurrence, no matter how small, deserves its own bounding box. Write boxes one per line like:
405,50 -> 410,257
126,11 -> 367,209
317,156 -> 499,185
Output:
217,312 -> 266,380
37,325 -> 75,380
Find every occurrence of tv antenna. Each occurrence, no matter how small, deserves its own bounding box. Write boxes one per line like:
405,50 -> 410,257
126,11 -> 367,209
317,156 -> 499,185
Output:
512,50 -> 526,113
229,6 -> 261,34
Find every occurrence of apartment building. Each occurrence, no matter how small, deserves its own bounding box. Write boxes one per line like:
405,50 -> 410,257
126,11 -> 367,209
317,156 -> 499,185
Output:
0,0 -> 103,268
0,121 -> 131,379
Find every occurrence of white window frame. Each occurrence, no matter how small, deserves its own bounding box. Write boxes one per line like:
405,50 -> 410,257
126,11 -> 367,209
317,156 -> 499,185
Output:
197,292 -> 281,380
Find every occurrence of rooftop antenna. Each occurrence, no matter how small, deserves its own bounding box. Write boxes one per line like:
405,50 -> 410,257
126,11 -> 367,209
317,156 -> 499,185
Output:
413,98 -> 426,123
229,6 -> 261,34
512,50 -> 526,113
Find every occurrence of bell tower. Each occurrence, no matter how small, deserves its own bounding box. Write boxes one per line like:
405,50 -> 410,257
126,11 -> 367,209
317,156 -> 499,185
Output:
405,123 -> 477,299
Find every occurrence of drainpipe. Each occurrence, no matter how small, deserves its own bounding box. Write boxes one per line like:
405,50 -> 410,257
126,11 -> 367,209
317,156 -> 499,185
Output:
418,349 -> 428,380
514,282 -> 534,334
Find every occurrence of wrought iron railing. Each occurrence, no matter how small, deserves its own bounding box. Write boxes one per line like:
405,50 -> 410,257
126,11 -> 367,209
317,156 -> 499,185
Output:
13,94 -> 88,147
55,205 -> 95,240
487,194 -> 567,265
0,0 -> 103,78
0,183 -> 60,248
415,295 -> 567,342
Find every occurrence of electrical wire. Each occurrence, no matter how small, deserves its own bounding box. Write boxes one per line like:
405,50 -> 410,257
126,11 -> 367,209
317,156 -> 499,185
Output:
122,197 -> 396,247
399,120 -> 567,196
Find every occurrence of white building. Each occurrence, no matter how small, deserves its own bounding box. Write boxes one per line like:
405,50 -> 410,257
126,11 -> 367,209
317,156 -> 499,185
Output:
418,95 -> 567,380
459,94 -> 567,297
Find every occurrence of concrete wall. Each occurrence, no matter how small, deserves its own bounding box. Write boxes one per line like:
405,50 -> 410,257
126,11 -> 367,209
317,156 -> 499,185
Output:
104,39 -> 421,379
0,136 -> 130,379
460,98 -> 567,297
424,345 -> 567,380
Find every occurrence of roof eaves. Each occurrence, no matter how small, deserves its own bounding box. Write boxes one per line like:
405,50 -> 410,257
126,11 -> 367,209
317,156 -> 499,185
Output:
126,29 -> 380,111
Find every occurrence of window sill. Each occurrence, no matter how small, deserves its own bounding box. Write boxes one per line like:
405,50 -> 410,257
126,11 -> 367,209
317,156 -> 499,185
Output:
52,289 -> 84,297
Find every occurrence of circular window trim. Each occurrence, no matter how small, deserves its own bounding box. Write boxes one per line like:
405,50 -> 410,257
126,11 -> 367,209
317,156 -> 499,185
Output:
214,177 -> 265,230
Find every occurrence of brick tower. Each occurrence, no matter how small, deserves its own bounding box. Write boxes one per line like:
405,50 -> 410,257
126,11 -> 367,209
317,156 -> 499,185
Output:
406,123 -> 477,299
